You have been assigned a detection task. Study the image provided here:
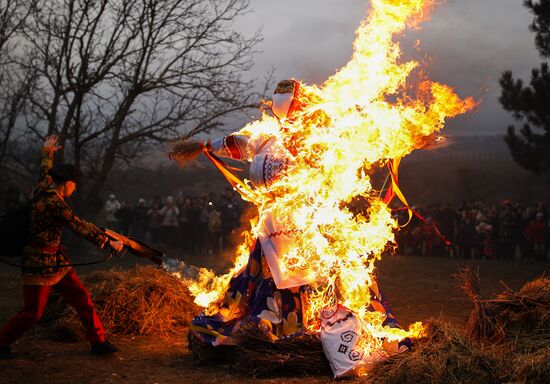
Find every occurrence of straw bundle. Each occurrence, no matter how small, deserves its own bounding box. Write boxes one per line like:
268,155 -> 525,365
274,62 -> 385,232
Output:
188,323 -> 331,377
230,325 -> 331,376
458,268 -> 550,351
42,265 -> 199,340
360,319 -> 502,384
359,272 -> 550,384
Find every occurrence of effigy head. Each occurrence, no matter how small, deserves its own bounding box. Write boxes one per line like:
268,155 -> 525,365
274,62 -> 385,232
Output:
271,79 -> 331,131
272,79 -> 301,119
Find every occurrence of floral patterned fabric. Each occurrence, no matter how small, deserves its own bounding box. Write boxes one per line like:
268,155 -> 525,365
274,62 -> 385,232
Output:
21,149 -> 108,286
191,240 -> 307,345
191,240 -> 407,346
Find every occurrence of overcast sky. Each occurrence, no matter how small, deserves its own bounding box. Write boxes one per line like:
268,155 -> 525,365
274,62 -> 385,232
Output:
231,0 -> 542,136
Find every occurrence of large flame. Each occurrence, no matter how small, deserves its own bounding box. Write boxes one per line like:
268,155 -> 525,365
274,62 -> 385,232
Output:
177,0 -> 475,355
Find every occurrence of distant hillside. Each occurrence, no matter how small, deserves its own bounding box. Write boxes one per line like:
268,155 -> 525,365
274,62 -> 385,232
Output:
409,135 -> 511,162
400,135 -> 549,204
105,135 -> 549,206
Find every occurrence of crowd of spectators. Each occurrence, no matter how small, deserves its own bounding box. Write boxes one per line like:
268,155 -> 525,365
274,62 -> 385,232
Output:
396,201 -> 549,262
104,193 -> 548,262
100,187 -> 244,256
4,184 -> 549,261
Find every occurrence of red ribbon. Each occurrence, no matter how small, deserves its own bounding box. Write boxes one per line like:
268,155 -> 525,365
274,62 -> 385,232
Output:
384,158 -> 452,247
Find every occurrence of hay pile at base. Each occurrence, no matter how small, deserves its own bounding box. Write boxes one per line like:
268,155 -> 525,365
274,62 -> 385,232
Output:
189,273 -> 549,382
41,265 -> 200,340
361,273 -> 550,384
466,274 -> 550,351
188,322 -> 331,377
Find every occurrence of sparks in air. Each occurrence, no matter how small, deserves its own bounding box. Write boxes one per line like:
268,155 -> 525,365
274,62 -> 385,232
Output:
174,0 -> 475,358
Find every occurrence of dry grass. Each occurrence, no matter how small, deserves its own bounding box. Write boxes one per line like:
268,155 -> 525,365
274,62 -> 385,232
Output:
188,323 -> 331,377
231,328 -> 331,377
41,265 -> 199,340
361,319 -> 502,384
459,267 -> 550,347
359,271 -> 550,384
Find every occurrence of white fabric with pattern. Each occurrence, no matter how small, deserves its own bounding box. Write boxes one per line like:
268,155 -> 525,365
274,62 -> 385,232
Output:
209,133 -> 316,289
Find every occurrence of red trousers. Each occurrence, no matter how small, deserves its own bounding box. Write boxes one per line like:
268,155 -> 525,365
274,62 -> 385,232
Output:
0,268 -> 105,346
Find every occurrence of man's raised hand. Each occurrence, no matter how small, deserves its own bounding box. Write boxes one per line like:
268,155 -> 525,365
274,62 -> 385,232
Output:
43,135 -> 62,153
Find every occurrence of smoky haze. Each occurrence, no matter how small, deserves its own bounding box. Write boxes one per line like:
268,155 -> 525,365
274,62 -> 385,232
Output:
231,0 -> 541,136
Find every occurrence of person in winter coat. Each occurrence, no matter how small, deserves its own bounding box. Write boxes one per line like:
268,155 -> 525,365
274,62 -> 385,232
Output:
132,198 -> 149,239
524,212 -> 548,262
0,135 -> 123,359
160,196 -> 179,248
104,194 -> 121,229
147,196 -> 164,243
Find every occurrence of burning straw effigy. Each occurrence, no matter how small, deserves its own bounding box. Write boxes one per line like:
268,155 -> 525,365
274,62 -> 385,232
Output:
167,0 -> 474,378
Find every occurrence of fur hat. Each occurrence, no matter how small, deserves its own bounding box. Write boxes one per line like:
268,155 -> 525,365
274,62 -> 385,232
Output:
49,163 -> 80,183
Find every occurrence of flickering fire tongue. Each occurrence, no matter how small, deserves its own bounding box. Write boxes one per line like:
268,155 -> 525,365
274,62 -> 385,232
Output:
171,0 -> 475,353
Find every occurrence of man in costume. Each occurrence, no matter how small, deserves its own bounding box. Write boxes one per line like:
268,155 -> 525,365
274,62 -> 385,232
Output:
169,80 -> 410,354
0,135 -> 123,358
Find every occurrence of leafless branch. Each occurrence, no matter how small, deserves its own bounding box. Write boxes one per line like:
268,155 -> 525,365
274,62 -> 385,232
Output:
10,0 -> 261,208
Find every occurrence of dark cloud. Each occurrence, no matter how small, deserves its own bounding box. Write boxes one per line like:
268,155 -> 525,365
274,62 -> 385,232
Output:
233,0 -> 541,136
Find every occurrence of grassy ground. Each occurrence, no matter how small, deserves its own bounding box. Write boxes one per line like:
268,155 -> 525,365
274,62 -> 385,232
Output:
0,253 -> 547,384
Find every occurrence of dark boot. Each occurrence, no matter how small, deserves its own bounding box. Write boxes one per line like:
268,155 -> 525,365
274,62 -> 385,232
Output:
90,340 -> 118,355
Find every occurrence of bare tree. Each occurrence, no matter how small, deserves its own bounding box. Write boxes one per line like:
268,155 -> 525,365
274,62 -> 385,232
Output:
19,0 -> 261,209
0,0 -> 36,186
0,0 -> 34,53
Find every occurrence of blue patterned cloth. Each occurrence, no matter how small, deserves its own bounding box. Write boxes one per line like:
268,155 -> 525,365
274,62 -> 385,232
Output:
191,240 -> 411,350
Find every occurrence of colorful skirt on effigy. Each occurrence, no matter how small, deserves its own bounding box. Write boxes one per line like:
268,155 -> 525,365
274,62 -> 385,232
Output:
190,240 -> 410,347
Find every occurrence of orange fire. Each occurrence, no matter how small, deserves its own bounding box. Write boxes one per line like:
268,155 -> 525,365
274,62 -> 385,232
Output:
178,0 -> 475,355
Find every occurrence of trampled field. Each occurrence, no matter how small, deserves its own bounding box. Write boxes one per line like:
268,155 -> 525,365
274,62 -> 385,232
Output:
0,254 -> 547,384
